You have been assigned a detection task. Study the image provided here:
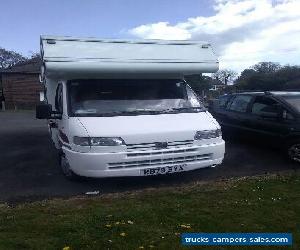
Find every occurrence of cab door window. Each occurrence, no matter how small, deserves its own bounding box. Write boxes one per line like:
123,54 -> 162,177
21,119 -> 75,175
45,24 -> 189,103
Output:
55,84 -> 63,114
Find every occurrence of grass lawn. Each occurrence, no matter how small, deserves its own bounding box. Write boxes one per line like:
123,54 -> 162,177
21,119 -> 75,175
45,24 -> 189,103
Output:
0,172 -> 300,250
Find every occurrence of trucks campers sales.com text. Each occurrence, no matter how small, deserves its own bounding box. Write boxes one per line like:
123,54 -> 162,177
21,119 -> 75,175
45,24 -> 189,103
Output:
181,233 -> 292,246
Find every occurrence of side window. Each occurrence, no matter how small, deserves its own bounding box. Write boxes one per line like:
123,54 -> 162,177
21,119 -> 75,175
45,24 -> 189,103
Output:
55,84 -> 63,113
218,95 -> 230,109
251,96 -> 279,118
228,95 -> 252,113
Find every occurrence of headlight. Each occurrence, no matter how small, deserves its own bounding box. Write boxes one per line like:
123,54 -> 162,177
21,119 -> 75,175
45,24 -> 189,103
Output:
90,137 -> 125,146
73,136 -> 125,146
73,137 -> 90,146
194,129 -> 222,140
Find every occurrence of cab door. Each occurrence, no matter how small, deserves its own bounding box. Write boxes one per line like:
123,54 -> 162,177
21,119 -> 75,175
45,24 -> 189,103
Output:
247,96 -> 292,139
49,83 -> 63,149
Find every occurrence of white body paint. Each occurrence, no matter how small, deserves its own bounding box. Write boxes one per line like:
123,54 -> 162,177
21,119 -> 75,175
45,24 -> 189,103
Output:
40,36 -> 225,178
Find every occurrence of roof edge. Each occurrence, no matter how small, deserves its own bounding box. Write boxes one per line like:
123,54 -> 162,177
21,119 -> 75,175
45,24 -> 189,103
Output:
40,35 -> 211,45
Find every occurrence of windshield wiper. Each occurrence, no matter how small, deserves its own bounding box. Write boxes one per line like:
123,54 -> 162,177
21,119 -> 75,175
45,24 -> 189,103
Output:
92,110 -> 161,117
160,107 -> 205,113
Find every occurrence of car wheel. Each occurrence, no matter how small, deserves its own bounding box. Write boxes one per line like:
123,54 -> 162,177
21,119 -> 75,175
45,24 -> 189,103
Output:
60,154 -> 82,181
286,140 -> 300,163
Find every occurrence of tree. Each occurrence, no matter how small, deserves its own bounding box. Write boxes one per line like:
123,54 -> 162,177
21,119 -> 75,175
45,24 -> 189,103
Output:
235,62 -> 300,91
212,69 -> 238,85
276,65 -> 300,90
0,47 -> 26,69
29,51 -> 41,59
185,74 -> 213,95
251,62 -> 281,74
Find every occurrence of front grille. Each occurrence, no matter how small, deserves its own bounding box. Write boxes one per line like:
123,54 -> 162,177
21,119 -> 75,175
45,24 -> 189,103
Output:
126,140 -> 194,152
127,147 -> 198,157
108,153 -> 212,169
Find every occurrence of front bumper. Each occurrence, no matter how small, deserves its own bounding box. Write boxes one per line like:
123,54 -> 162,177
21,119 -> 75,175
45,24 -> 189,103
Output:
63,140 -> 225,178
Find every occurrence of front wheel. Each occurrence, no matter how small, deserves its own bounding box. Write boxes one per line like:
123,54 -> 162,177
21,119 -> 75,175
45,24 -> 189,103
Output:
286,140 -> 300,163
60,153 -> 82,181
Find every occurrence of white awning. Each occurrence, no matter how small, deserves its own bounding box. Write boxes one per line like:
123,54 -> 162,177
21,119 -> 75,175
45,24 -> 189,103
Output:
40,36 -> 219,79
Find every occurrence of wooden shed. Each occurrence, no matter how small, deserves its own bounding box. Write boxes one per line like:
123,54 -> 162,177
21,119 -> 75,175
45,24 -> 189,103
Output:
0,57 -> 42,109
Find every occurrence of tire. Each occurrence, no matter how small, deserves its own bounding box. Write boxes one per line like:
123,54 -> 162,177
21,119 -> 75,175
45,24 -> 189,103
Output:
286,139 -> 300,163
59,153 -> 83,181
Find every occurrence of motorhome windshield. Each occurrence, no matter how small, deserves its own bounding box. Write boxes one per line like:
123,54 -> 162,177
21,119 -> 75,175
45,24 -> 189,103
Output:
68,79 -> 204,116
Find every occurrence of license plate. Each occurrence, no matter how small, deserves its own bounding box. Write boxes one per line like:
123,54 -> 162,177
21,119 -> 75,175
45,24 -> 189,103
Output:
141,164 -> 187,176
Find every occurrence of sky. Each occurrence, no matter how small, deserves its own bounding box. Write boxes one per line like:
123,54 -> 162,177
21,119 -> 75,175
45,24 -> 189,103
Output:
0,0 -> 299,72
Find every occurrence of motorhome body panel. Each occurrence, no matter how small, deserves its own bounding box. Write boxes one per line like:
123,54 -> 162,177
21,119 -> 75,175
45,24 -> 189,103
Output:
76,112 -> 218,142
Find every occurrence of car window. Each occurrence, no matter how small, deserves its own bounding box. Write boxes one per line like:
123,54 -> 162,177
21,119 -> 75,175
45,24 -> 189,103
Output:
251,96 -> 278,118
227,95 -> 252,113
218,95 -> 230,109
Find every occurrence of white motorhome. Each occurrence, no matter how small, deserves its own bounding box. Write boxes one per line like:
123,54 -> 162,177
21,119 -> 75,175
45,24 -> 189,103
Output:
36,36 -> 225,180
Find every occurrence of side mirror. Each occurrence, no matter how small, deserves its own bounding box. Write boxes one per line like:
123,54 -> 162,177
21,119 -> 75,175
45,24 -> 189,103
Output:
36,103 -> 52,119
282,110 -> 294,121
39,91 -> 45,102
